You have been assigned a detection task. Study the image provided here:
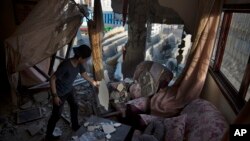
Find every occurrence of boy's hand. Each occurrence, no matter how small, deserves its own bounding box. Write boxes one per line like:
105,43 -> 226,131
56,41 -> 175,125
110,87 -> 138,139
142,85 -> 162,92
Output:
53,96 -> 62,106
92,81 -> 100,87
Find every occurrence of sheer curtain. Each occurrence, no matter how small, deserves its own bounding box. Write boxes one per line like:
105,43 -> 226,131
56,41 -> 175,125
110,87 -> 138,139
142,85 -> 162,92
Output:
5,0 -> 82,74
150,0 -> 223,117
5,0 -> 82,106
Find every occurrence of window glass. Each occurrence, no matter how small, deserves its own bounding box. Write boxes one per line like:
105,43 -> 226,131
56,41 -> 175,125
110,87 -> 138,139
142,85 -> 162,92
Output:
220,13 -> 250,91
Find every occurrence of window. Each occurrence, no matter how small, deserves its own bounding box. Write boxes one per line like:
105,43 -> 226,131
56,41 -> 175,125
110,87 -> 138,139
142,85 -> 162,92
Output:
145,24 -> 191,83
211,4 -> 250,113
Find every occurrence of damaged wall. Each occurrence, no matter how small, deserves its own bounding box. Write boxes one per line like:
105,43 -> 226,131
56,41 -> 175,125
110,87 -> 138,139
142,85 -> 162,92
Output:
122,0 -> 185,77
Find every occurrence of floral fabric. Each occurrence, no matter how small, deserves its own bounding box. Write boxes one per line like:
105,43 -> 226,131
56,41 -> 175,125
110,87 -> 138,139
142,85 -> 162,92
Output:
139,114 -> 163,125
181,99 -> 228,141
126,97 -> 149,113
164,114 -> 187,141
129,82 -> 142,99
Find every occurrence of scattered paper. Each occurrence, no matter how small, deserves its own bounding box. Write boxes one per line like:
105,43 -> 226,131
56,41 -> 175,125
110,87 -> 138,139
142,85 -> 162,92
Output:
113,123 -> 121,127
116,83 -> 124,92
53,127 -> 62,136
84,122 -> 89,127
106,134 -> 111,139
124,78 -> 134,84
102,124 -> 116,134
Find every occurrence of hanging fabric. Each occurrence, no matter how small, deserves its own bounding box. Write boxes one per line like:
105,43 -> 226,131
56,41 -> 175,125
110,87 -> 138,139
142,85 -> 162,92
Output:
5,0 -> 82,74
150,0 -> 223,117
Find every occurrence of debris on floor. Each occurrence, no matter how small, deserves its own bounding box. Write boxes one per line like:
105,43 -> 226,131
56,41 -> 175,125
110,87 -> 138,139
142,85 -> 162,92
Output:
0,79 -> 103,141
16,107 -> 43,124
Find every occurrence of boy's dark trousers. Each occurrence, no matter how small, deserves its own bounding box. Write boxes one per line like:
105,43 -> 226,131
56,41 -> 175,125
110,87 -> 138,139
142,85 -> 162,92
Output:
46,91 -> 79,136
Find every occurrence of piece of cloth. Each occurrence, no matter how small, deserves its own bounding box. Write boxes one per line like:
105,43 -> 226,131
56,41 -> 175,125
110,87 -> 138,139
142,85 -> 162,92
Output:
144,120 -> 165,141
5,0 -> 82,74
46,91 -> 79,136
132,120 -> 165,141
55,59 -> 85,97
150,0 -> 223,118
132,134 -> 158,141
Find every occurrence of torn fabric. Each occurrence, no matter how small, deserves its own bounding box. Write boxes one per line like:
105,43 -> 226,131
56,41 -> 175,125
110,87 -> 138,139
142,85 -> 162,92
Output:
5,0 -> 82,74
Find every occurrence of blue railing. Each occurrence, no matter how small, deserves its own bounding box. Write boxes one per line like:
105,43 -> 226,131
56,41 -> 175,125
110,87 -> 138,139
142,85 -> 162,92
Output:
82,11 -> 123,26
103,12 -> 123,25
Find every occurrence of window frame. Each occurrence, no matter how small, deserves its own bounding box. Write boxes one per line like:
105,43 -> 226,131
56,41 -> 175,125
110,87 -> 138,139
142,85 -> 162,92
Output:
210,4 -> 250,114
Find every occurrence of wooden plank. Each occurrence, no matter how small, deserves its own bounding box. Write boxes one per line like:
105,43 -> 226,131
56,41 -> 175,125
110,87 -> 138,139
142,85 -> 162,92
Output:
88,20 -> 104,81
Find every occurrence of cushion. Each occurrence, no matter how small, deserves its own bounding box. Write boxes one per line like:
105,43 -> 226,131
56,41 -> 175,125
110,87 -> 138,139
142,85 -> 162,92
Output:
144,120 -> 165,141
133,61 -> 153,81
139,114 -> 163,126
132,134 -> 159,141
181,99 -> 228,141
138,70 -> 156,97
133,61 -> 173,91
126,97 -> 149,113
129,82 -> 142,99
164,114 -> 187,141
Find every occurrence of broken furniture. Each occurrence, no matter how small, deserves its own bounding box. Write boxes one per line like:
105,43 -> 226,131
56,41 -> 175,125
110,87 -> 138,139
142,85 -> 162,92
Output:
124,61 -> 173,129
72,115 -> 132,141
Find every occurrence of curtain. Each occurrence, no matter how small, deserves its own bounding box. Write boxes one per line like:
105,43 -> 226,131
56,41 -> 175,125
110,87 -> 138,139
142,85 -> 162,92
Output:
5,0 -> 82,105
150,0 -> 223,117
5,0 -> 82,74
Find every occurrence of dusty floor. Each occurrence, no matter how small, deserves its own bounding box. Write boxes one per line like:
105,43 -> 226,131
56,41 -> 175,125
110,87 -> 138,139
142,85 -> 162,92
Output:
0,81 -> 105,141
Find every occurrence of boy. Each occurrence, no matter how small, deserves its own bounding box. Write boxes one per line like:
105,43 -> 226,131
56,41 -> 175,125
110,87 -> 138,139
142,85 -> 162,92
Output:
46,45 -> 99,140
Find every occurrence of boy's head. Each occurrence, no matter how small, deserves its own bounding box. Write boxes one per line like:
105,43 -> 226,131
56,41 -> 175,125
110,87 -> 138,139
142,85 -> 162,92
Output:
73,45 -> 91,63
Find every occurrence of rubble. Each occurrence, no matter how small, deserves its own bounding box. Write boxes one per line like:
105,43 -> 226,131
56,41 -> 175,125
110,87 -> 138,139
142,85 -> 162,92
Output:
0,121 -> 17,137
53,127 -> 62,136
33,91 -> 49,103
26,122 -> 43,136
16,108 -> 43,124
20,101 -> 33,110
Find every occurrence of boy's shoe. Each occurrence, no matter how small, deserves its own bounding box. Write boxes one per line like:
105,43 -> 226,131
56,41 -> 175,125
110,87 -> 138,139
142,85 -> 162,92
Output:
45,134 -> 61,141
72,125 -> 81,131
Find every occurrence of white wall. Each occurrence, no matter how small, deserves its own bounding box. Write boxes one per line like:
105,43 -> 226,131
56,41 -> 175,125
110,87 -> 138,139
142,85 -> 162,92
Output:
201,73 -> 236,124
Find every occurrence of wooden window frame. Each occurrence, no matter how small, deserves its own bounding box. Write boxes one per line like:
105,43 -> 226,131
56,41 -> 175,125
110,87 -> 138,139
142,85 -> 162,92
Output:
210,4 -> 250,114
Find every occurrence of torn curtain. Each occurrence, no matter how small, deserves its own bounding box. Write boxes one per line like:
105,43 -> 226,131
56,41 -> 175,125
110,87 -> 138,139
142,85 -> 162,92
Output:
4,0 -> 82,105
5,0 -> 82,74
150,0 -> 223,117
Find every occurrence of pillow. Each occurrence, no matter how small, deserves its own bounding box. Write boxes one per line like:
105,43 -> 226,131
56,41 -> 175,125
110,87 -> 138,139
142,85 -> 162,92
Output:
139,114 -> 163,126
126,97 -> 149,113
181,99 -> 228,141
132,134 -> 159,141
164,114 -> 187,141
144,120 -> 165,141
138,70 -> 156,97
129,82 -> 142,99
